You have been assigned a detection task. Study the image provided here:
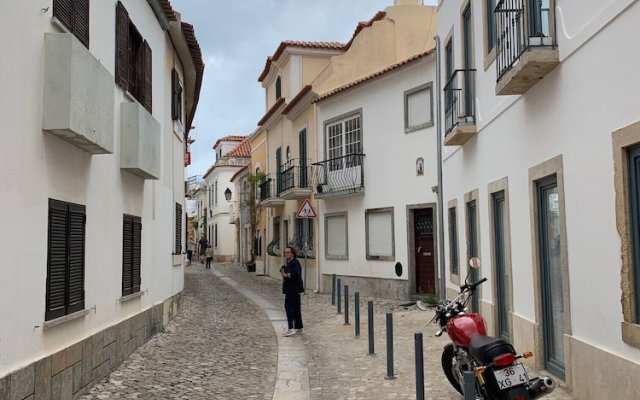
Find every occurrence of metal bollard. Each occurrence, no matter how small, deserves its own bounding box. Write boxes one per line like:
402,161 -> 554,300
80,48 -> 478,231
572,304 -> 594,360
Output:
354,292 -> 360,337
331,274 -> 336,305
337,279 -> 342,314
384,312 -> 395,380
463,371 -> 476,400
414,332 -> 425,400
344,285 -> 350,325
367,300 -> 374,355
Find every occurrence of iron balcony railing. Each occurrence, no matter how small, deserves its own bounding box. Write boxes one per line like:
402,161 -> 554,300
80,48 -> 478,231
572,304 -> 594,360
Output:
288,235 -> 314,259
267,235 -> 280,256
444,69 -> 476,135
258,174 -> 277,202
311,153 -> 365,197
279,158 -> 311,194
495,0 -> 555,82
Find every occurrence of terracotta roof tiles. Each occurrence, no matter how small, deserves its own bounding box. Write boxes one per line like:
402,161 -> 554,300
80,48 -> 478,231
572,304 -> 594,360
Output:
213,135 -> 246,149
258,41 -> 345,82
227,138 -> 251,158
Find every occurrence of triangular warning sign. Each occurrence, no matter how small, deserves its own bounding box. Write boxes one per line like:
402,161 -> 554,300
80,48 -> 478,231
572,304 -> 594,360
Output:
296,199 -> 317,218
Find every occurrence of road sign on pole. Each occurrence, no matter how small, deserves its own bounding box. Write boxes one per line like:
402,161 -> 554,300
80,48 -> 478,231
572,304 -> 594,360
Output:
296,199 -> 316,219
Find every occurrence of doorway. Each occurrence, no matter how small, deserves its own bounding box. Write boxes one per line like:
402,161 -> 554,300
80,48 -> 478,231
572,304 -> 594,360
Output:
413,208 -> 435,294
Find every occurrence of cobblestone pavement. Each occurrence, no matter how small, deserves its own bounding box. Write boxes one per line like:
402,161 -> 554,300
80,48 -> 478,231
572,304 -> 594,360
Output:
82,262 -> 574,400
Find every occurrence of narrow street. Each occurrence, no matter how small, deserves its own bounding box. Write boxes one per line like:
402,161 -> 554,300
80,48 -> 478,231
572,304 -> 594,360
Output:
81,262 -> 573,399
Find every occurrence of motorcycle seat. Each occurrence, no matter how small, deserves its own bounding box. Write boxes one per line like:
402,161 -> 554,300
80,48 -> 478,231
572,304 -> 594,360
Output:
469,335 -> 515,364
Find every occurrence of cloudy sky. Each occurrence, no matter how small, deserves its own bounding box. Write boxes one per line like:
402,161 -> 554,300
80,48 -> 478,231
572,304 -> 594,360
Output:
171,0 -> 437,177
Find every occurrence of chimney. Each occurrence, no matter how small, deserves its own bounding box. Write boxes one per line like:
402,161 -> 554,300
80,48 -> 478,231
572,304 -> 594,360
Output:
394,0 -> 423,5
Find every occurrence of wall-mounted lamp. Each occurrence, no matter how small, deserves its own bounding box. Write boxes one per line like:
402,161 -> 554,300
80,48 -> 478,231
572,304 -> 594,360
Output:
224,188 -> 232,202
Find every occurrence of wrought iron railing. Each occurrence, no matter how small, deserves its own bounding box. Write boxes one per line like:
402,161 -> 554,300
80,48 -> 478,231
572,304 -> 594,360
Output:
311,154 -> 365,197
258,174 -> 278,202
288,234 -> 314,259
267,235 -> 280,256
495,0 -> 555,81
444,69 -> 476,135
279,158 -> 311,194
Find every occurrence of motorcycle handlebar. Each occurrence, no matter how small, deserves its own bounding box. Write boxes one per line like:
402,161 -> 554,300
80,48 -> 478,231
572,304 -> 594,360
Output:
460,277 -> 487,293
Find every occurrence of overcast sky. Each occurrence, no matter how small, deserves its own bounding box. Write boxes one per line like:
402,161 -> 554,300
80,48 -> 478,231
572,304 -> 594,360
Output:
171,0 -> 437,177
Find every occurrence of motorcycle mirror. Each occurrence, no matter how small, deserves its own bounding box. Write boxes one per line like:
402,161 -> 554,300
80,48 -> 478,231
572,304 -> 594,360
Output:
468,256 -> 481,269
415,300 -> 428,311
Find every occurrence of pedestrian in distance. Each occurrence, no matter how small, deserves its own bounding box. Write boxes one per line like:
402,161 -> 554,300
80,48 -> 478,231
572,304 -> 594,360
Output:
280,246 -> 304,337
198,235 -> 208,263
205,244 -> 213,269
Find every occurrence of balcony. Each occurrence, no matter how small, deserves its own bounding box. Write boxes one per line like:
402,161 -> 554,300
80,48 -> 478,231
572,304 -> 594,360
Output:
267,235 -> 281,257
278,159 -> 312,200
120,102 -> 161,179
495,0 -> 559,95
258,174 -> 284,208
43,33 -> 114,154
289,235 -> 314,259
311,154 -> 365,199
444,69 -> 477,146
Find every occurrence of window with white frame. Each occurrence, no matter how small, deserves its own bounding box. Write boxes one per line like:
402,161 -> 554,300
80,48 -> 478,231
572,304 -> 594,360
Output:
366,207 -> 394,260
325,212 -> 348,259
404,83 -> 433,132
326,112 -> 362,171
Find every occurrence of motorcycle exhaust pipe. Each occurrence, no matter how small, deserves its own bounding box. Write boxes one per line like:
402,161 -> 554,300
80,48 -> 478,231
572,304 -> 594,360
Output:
527,377 -> 556,399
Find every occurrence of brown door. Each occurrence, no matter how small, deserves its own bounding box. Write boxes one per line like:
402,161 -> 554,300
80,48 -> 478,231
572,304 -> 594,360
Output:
414,209 -> 435,294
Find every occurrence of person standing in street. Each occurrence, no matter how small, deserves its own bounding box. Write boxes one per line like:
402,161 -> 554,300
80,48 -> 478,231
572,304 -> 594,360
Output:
198,235 -> 208,263
280,246 -> 304,337
205,245 -> 213,269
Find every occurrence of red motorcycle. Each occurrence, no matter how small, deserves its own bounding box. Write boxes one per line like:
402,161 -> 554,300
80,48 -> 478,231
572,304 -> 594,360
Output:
418,258 -> 556,400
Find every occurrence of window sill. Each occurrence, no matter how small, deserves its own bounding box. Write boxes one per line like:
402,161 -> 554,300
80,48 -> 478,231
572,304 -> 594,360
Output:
325,255 -> 349,260
405,122 -> 434,134
118,290 -> 145,303
622,321 -> 640,349
43,309 -> 91,330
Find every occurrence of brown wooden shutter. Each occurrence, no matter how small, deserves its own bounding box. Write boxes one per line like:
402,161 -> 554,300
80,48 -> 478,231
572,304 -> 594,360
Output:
46,199 -> 69,321
171,69 -> 179,120
132,218 -> 142,292
73,0 -> 90,48
53,0 -> 73,32
115,1 -> 129,90
143,40 -> 152,113
122,216 -> 133,295
175,203 -> 182,254
67,203 -> 85,314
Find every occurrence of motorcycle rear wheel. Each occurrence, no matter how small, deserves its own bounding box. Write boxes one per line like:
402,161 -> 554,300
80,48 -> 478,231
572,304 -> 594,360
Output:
441,344 -> 463,395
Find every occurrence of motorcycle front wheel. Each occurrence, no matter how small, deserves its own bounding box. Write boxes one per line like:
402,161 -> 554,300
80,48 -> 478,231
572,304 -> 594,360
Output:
441,344 -> 463,395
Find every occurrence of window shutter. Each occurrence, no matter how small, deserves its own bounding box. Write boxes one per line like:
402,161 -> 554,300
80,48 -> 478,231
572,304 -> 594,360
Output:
115,1 -> 129,90
132,218 -> 142,292
175,203 -> 182,254
171,69 -> 179,120
46,200 -> 69,321
143,40 -> 153,113
327,215 -> 347,257
368,211 -> 393,258
67,203 -> 85,314
53,0 -> 73,33
73,0 -> 90,48
299,129 -> 308,187
122,216 -> 133,295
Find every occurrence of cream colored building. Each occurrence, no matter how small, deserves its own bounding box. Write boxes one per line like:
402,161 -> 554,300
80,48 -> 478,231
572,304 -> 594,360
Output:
0,0 -> 203,396
437,0 -> 640,397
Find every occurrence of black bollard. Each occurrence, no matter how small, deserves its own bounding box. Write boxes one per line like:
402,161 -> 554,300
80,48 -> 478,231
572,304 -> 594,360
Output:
367,300 -> 374,355
354,292 -> 360,337
344,285 -> 350,325
337,279 -> 342,314
414,332 -> 425,400
385,312 -> 395,380
331,274 -> 336,305
463,371 -> 476,400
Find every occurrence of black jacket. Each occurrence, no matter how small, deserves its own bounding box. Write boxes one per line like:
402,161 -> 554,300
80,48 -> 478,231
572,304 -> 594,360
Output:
282,258 -> 304,294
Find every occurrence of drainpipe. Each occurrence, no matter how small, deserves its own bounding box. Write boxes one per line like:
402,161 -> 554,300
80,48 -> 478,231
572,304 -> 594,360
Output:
434,35 -> 446,300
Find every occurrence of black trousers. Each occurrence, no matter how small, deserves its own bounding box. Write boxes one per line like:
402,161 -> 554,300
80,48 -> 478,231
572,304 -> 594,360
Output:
284,293 -> 303,330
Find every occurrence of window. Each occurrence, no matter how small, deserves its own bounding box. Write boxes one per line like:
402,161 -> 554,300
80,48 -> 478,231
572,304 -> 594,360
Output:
295,218 -> 314,258
404,83 -> 434,132
46,199 -> 85,321
366,208 -> 394,261
175,203 -> 182,254
255,230 -> 262,256
115,1 -> 152,113
629,145 -> 640,323
326,112 -> 362,171
485,0 -> 496,53
275,76 -> 282,100
122,215 -> 141,296
325,213 -> 348,259
53,0 -> 89,49
214,181 -> 218,207
448,207 -> 459,276
171,69 -> 183,123
214,224 -> 218,248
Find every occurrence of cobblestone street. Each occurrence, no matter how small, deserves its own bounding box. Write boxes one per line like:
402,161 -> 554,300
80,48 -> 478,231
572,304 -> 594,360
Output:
81,262 -> 574,399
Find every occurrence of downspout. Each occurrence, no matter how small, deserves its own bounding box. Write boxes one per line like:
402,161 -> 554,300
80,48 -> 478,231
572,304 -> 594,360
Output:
435,35 -> 446,300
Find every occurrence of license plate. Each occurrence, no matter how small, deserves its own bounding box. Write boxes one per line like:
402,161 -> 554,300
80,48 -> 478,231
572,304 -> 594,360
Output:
493,364 -> 528,390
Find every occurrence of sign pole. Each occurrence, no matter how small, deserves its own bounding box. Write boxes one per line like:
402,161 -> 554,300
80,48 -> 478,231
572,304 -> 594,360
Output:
295,199 -> 316,294
303,217 -> 308,293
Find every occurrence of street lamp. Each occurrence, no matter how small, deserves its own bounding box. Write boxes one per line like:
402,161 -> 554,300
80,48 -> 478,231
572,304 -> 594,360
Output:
224,188 -> 232,202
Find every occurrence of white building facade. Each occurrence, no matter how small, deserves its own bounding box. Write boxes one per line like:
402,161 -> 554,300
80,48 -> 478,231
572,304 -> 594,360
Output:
313,53 -> 439,299
437,0 -> 640,397
0,0 -> 203,396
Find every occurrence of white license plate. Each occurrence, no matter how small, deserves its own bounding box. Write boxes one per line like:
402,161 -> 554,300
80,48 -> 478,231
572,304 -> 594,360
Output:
493,364 -> 528,390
